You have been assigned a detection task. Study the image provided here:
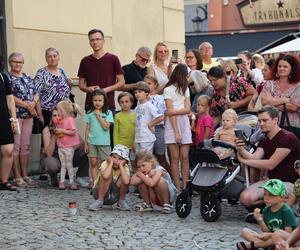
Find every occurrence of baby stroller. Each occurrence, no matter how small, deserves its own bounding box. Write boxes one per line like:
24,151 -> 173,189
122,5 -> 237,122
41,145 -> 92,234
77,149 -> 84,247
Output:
175,111 -> 263,222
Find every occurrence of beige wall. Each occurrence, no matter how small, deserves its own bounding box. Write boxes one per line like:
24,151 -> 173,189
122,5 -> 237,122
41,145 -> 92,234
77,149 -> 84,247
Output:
5,0 -> 185,174
5,0 -> 185,76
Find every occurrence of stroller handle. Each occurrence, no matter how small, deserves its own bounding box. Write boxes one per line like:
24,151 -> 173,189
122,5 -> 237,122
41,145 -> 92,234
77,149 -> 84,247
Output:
199,139 -> 237,152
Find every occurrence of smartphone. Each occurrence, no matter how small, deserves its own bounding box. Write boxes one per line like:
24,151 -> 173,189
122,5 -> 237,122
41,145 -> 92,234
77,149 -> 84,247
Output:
172,49 -> 178,63
234,58 -> 243,65
234,129 -> 246,142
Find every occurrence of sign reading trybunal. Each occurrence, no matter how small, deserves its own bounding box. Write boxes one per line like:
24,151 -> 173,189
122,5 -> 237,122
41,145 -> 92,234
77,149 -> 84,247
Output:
238,0 -> 300,26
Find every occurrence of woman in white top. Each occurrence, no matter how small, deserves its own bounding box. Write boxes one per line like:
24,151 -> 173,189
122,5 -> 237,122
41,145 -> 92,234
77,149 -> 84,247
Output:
148,42 -> 173,93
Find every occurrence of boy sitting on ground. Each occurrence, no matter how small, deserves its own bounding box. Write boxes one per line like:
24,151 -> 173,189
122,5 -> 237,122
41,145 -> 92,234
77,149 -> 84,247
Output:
88,144 -> 130,211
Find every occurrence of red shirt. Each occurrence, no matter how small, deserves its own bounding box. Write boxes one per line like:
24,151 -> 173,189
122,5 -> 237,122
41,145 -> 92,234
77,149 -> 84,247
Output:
258,129 -> 300,183
78,53 -> 123,110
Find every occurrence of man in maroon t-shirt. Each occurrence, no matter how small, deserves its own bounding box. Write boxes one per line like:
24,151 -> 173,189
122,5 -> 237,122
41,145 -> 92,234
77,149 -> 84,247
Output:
78,29 -> 125,111
237,106 -> 300,207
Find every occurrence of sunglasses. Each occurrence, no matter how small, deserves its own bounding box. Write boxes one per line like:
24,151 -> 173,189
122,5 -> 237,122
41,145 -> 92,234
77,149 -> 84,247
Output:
137,54 -> 150,63
158,50 -> 169,54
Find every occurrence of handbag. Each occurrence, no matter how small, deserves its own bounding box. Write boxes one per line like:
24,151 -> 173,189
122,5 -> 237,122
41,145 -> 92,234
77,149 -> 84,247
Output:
32,117 -> 44,134
279,104 -> 300,140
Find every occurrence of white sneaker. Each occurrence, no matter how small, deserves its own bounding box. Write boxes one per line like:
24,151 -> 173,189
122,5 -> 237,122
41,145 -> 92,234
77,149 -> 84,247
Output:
88,200 -> 103,211
116,200 -> 130,211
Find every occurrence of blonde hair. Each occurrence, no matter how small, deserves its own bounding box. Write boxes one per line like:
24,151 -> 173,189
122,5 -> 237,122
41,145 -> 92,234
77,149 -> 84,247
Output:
144,74 -> 159,88
221,60 -> 238,75
197,95 -> 211,106
56,99 -> 82,119
252,53 -> 265,68
153,42 -> 169,62
135,149 -> 157,168
222,109 -> 238,123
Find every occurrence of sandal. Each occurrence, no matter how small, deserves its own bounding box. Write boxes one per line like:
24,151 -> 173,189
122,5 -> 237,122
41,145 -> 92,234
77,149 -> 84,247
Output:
0,182 -> 18,191
162,203 -> 173,214
236,241 -> 257,250
14,177 -> 27,187
23,176 -> 36,187
134,202 -> 153,212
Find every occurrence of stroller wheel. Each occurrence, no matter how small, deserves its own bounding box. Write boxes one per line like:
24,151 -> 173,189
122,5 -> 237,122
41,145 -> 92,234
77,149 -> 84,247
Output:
200,196 -> 221,222
175,191 -> 192,218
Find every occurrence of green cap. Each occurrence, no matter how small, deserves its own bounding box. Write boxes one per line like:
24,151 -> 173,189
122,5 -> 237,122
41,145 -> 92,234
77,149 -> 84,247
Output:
262,179 -> 287,197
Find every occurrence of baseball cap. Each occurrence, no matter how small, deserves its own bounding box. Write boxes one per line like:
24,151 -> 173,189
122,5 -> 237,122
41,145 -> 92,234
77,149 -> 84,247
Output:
111,144 -> 130,161
262,179 -> 287,197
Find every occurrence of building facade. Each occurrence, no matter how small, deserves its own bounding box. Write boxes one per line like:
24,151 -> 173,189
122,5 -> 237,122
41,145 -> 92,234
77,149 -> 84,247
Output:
1,0 -> 185,174
185,0 -> 300,57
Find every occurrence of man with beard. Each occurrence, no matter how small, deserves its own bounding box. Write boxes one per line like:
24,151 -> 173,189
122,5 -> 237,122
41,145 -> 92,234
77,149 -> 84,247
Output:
237,106 -> 300,208
121,47 -> 152,108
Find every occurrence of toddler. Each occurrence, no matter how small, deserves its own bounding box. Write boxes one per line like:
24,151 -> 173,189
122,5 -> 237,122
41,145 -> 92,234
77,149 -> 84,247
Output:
88,144 -> 130,211
237,179 -> 296,250
134,81 -> 164,153
130,149 -> 177,213
214,108 -> 238,159
55,99 -> 81,190
84,89 -> 114,186
191,95 -> 214,146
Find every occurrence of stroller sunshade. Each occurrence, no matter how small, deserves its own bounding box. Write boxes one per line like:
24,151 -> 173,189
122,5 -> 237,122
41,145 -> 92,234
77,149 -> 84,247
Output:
192,166 -> 228,187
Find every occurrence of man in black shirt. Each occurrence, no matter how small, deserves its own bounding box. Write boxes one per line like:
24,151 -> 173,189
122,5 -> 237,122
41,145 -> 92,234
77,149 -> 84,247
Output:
121,46 -> 152,108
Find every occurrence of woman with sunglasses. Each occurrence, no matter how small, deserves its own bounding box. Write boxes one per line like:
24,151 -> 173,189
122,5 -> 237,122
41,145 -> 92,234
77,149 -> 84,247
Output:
148,42 -> 174,93
8,52 -> 42,187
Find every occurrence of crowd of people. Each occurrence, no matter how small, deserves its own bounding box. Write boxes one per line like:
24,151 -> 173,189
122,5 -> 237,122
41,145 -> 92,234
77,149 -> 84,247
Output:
1,28 -> 300,249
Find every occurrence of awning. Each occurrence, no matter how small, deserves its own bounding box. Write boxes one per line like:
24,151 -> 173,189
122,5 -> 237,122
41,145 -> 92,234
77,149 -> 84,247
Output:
262,37 -> 300,54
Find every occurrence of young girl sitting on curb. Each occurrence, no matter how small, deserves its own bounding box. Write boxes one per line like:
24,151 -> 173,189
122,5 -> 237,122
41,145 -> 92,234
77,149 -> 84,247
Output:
237,179 -> 296,250
88,144 -> 130,211
130,149 -> 177,214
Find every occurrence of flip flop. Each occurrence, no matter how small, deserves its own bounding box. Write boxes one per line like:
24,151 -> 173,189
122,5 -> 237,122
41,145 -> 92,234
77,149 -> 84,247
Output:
0,182 -> 18,191
236,241 -> 257,250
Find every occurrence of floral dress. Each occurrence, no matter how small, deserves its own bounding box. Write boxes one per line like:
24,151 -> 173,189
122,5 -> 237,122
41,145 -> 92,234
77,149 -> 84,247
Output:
262,80 -> 300,128
210,76 -> 251,117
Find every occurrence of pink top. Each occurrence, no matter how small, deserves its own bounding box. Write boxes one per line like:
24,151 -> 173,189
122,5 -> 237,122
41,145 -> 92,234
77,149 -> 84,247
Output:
56,117 -> 80,148
194,114 -> 214,145
215,128 -> 236,145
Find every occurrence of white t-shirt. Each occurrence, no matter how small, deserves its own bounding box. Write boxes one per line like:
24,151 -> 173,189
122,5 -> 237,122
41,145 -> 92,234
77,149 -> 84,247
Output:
134,100 -> 161,143
163,85 -> 190,110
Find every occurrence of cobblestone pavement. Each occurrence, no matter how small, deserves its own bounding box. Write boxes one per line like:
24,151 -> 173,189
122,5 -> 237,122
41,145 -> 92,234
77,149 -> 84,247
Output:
0,177 -> 258,250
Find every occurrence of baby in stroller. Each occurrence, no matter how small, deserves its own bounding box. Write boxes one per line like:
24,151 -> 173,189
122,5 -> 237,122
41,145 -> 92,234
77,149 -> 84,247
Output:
176,111 -> 261,222
214,109 -> 238,160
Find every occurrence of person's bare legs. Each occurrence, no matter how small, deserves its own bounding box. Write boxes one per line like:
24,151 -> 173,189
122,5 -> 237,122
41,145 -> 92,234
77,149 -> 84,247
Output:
117,178 -> 128,201
239,228 -> 274,249
180,144 -> 190,189
98,175 -> 112,201
90,157 -> 98,183
168,144 -> 180,190
153,178 -> 170,205
272,230 -> 290,248
0,144 -> 14,183
138,183 -> 151,204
